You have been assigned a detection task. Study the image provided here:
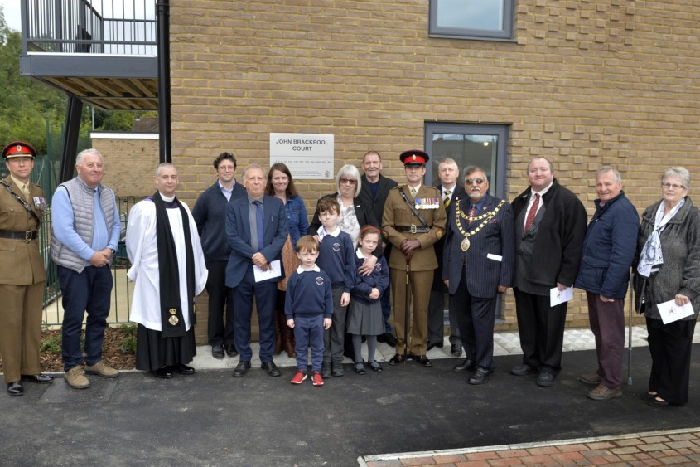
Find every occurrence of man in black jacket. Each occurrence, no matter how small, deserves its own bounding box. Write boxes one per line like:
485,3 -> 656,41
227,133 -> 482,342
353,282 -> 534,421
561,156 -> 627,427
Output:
510,157 -> 587,387
360,150 -> 398,346
192,152 -> 247,359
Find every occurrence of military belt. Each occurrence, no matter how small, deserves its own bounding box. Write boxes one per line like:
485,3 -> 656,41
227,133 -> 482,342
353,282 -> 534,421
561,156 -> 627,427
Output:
0,229 -> 38,241
395,225 -> 431,234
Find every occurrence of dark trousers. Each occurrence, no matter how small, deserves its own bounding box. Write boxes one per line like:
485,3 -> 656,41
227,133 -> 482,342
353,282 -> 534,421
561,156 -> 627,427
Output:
587,292 -> 625,388
293,315 -> 325,372
58,265 -> 112,372
380,282 -> 392,333
233,266 -> 278,362
324,287 -> 348,364
514,287 -> 568,374
453,267 -> 497,370
646,317 -> 696,405
428,288 -> 461,346
205,260 -> 235,347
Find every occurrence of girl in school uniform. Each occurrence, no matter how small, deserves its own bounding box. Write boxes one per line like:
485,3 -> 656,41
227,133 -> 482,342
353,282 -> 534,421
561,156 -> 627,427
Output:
347,226 -> 389,374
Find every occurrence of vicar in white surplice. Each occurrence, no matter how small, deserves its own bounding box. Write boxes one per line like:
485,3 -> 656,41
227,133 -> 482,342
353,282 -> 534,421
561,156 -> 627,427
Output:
126,163 -> 208,379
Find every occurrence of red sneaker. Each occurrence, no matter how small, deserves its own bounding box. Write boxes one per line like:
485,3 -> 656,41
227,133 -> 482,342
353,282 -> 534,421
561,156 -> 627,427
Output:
311,372 -> 324,387
291,371 -> 307,384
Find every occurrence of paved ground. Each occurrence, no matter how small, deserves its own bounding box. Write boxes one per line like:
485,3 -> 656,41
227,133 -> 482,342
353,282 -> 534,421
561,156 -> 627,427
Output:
1,335 -> 699,467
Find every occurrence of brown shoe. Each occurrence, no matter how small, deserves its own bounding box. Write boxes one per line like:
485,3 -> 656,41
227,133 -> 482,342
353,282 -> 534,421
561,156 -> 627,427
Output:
65,366 -> 90,389
588,384 -> 622,401
578,371 -> 602,385
283,320 -> 297,358
85,360 -> 119,378
274,310 -> 284,355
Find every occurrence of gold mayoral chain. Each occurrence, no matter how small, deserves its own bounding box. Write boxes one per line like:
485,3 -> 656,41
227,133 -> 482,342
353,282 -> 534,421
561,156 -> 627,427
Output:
454,199 -> 505,251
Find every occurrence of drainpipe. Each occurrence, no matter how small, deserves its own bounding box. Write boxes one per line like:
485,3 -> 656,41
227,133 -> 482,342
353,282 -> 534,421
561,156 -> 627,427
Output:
156,0 -> 171,163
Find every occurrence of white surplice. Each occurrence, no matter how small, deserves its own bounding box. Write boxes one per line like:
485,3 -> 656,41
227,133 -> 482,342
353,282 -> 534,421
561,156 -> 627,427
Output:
126,198 -> 208,331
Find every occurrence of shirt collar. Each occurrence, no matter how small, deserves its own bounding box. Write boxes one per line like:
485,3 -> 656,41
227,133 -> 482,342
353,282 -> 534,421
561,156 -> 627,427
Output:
296,265 -> 321,273
10,175 -> 28,190
532,181 -> 554,196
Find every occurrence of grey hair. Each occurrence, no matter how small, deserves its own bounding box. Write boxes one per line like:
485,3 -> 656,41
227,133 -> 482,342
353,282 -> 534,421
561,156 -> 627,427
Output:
662,167 -> 690,189
527,157 -> 554,173
336,164 -> 362,197
439,158 -> 458,168
243,163 -> 264,181
363,150 -> 381,162
75,148 -> 104,166
596,166 -> 621,184
462,165 -> 487,180
155,162 -> 176,177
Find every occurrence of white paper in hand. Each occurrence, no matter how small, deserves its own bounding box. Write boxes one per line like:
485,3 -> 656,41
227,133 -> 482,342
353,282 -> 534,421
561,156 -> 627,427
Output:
253,260 -> 282,282
656,299 -> 694,324
550,287 -> 573,307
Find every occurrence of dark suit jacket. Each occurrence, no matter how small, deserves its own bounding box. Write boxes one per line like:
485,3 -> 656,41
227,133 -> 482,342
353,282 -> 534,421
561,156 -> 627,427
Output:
225,194 -> 288,288
360,174 -> 398,227
432,184 -> 468,291
308,191 -> 383,257
443,194 -> 515,299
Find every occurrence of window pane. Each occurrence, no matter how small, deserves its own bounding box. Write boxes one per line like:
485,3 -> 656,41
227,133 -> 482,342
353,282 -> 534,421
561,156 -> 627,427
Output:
436,0 -> 505,32
430,133 -> 499,196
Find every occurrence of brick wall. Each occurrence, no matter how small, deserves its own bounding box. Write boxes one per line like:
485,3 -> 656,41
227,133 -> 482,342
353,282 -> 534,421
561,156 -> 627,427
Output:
91,135 -> 160,199
168,0 -> 699,342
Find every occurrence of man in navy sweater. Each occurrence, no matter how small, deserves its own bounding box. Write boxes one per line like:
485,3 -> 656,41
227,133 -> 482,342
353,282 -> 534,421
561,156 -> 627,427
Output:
192,152 -> 247,359
285,236 -> 334,386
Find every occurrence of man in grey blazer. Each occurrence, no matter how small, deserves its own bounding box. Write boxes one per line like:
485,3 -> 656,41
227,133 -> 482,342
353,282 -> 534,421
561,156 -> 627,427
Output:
443,166 -> 515,384
226,164 -> 288,377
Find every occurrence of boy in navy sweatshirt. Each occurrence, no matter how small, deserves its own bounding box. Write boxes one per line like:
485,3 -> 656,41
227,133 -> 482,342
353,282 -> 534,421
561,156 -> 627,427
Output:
285,236 -> 333,386
312,198 -> 355,378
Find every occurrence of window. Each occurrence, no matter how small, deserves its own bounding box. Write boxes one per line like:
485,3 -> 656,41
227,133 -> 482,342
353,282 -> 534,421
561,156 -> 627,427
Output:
428,0 -> 514,41
424,123 -> 509,199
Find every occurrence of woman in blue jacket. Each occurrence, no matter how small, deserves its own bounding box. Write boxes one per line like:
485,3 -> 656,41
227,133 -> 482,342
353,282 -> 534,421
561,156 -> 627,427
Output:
266,163 -> 309,357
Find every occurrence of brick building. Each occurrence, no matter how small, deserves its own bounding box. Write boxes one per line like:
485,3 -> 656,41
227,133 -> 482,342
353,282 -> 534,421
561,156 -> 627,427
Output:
160,0 -> 700,338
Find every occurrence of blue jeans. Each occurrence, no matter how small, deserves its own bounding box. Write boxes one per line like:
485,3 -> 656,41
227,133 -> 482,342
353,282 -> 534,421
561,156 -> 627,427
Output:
58,265 -> 113,372
233,266 -> 278,362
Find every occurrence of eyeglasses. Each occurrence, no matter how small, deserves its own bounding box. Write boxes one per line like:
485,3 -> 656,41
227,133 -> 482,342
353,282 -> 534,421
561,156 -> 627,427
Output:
662,183 -> 685,190
340,178 -> 357,185
466,178 -> 485,185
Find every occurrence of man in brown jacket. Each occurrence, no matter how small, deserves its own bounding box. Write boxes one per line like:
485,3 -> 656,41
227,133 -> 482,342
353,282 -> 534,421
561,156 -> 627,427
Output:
382,149 -> 447,367
0,141 -> 53,396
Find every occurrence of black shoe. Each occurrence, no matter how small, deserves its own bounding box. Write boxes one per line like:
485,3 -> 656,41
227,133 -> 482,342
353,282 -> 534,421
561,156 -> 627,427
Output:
377,333 -> 397,347
427,342 -> 443,351
354,363 -> 365,375
232,361 -> 251,377
321,361 -> 332,378
261,361 -> 281,377
450,344 -> 462,357
453,358 -> 476,372
537,371 -> 555,387
641,392 -> 658,402
331,362 -> 344,377
468,367 -> 492,385
151,367 -> 172,379
388,353 -> 407,365
7,382 -> 23,396
211,344 -> 224,359
225,345 -> 239,358
21,374 -> 54,384
369,361 -> 383,372
415,355 -> 433,367
172,364 -> 195,376
647,396 -> 670,407
511,364 -> 537,376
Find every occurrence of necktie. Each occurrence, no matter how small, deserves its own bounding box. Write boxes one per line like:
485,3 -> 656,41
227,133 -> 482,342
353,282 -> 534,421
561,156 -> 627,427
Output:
411,187 -> 417,197
21,183 -> 31,202
443,189 -> 451,208
253,200 -> 264,251
524,193 -> 540,232
468,204 -> 476,225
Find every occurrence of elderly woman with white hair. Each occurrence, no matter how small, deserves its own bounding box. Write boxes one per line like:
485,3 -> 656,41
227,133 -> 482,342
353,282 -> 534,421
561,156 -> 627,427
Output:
308,164 -> 382,258
633,166 -> 700,407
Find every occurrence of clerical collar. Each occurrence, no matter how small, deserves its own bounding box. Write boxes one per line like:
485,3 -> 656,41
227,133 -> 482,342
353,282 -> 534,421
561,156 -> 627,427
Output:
296,265 -> 321,273
159,193 -> 175,202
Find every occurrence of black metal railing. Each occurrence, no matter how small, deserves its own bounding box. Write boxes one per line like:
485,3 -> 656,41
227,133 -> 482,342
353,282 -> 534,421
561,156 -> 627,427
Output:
22,0 -> 157,55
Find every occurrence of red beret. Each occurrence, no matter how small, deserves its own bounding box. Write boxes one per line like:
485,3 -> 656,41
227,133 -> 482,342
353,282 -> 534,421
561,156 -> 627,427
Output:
2,141 -> 37,159
399,149 -> 429,166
